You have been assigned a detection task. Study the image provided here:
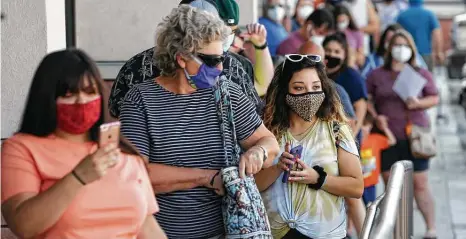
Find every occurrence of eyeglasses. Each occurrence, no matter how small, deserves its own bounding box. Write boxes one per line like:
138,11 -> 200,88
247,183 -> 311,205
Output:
194,53 -> 225,67
282,54 -> 322,71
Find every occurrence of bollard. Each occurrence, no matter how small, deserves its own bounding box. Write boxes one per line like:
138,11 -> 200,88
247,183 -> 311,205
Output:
360,160 -> 414,239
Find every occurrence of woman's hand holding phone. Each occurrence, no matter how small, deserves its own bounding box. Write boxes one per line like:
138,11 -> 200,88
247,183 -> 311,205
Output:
288,159 -> 319,185
72,143 -> 120,185
278,143 -> 295,171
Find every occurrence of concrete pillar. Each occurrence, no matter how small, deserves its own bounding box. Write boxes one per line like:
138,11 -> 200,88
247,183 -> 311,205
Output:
46,0 -> 66,53
1,0 -> 47,138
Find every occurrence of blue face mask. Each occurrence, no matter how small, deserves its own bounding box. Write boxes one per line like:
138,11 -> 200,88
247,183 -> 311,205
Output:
184,63 -> 222,89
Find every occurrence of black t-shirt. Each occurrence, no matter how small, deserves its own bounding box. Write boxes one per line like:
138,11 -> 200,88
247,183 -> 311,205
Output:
108,48 -> 264,118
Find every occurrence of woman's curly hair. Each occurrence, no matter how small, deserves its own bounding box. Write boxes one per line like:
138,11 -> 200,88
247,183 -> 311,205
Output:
263,59 -> 348,140
154,5 -> 231,77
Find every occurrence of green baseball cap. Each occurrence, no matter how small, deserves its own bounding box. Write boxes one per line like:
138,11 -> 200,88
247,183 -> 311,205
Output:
214,0 -> 239,26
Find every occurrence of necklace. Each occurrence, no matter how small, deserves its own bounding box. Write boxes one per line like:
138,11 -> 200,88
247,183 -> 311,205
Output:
290,119 -> 318,140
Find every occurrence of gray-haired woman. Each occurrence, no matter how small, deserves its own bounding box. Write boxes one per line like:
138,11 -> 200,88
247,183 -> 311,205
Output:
119,5 -> 279,239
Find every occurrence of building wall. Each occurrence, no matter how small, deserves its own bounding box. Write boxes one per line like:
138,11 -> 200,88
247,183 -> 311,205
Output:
75,0 -> 258,62
73,0 -> 259,79
440,18 -> 453,51
1,0 -> 47,138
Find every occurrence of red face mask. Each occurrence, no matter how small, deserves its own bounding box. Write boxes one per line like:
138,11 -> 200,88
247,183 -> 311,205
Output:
56,97 -> 102,134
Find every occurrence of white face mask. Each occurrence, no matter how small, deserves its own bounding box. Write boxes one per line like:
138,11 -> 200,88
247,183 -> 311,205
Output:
391,45 -> 412,63
223,34 -> 235,52
285,0 -> 298,16
311,35 -> 325,46
268,6 -> 286,23
297,5 -> 314,19
337,21 -> 349,31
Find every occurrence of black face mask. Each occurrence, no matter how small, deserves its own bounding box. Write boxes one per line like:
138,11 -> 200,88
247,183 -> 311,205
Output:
325,55 -> 342,69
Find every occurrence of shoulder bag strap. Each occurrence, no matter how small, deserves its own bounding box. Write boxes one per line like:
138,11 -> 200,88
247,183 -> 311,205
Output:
212,77 -> 241,166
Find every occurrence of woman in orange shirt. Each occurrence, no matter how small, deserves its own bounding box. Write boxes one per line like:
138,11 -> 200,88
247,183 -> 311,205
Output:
1,49 -> 166,239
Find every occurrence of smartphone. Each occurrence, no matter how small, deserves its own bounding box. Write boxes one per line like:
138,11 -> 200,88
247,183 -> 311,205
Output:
282,145 -> 303,183
99,122 -> 121,148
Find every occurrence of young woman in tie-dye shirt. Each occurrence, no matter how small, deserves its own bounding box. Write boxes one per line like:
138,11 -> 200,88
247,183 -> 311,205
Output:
255,54 -> 364,239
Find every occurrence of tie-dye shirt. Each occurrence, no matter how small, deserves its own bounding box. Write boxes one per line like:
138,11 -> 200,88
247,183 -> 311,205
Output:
261,119 -> 359,239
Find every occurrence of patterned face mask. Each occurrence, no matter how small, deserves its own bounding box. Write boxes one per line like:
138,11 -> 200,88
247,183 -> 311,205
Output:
286,91 -> 325,121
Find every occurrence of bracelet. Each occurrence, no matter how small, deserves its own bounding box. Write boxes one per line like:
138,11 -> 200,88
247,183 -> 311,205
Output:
308,166 -> 327,190
210,171 -> 220,187
253,41 -> 268,50
72,170 -> 86,185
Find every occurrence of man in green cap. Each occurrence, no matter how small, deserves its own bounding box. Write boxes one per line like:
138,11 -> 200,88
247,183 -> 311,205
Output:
214,0 -> 274,98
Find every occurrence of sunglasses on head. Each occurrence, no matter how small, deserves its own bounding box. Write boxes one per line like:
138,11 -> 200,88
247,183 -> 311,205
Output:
195,53 -> 225,67
282,54 -> 322,72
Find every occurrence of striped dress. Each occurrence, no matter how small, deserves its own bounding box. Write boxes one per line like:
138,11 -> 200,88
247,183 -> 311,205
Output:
119,79 -> 262,238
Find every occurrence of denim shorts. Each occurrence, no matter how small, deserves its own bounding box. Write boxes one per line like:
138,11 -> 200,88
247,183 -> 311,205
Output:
362,185 -> 377,205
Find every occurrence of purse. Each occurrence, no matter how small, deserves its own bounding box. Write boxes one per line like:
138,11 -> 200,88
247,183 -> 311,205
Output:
405,110 -> 437,159
212,77 -> 272,239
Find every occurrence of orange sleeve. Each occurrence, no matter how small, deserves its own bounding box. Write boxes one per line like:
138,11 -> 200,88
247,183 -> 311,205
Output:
136,159 -> 159,215
377,135 -> 390,151
1,138 -> 41,203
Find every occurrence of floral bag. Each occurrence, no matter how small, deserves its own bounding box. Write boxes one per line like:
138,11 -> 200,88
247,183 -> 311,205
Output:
212,77 -> 272,239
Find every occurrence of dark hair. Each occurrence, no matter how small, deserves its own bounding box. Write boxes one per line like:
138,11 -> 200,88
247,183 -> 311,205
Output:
307,8 -> 335,30
383,29 -> 419,70
263,58 -> 347,140
375,24 -> 403,57
18,49 -> 142,158
322,32 -> 350,66
333,4 -> 358,31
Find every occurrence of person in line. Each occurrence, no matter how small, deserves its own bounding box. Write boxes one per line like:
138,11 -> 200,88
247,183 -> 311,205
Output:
119,6 -> 279,238
323,32 -> 367,139
216,0 -> 275,98
108,0 -> 266,118
366,29 -> 439,239
259,0 -> 289,57
359,114 -> 396,206
335,0 -> 380,55
361,24 -> 427,78
298,41 -> 357,125
290,0 -> 315,32
323,32 -> 368,238
375,0 -> 408,32
256,54 -> 363,238
396,0 -> 444,71
333,4 -> 365,68
1,49 -> 166,239
277,8 -> 335,55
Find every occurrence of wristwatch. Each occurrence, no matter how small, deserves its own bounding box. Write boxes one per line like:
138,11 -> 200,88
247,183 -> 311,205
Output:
257,146 -> 268,162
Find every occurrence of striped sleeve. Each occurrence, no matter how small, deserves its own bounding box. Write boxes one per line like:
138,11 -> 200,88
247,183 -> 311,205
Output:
229,83 -> 263,141
120,87 -> 151,158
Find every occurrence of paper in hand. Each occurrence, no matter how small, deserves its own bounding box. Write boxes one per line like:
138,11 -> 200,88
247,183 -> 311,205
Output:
392,64 -> 427,101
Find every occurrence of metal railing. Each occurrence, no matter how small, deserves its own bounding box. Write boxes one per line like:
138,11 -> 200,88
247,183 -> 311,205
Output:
360,160 -> 414,239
